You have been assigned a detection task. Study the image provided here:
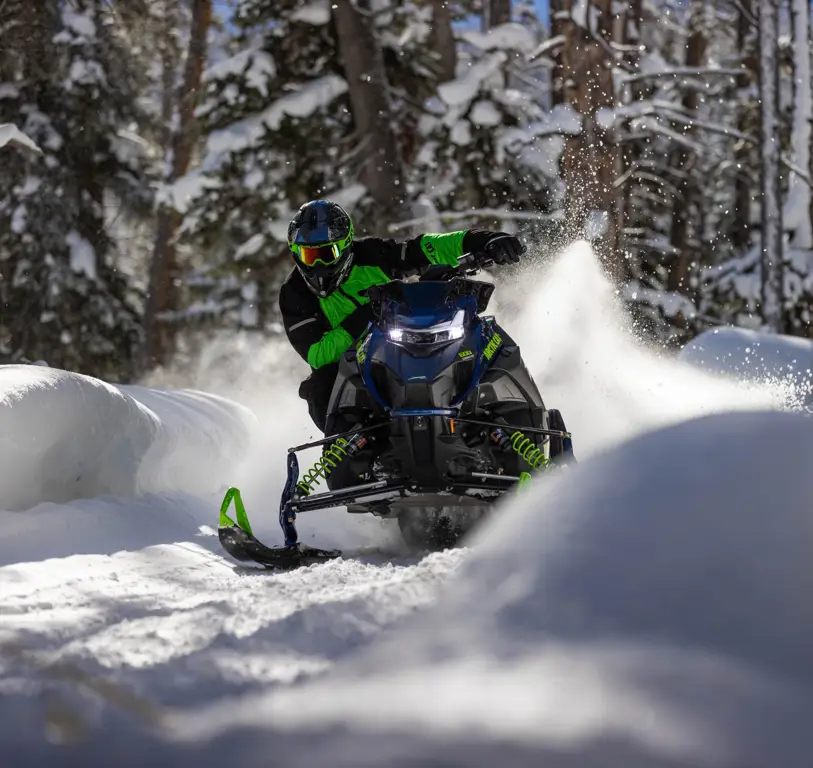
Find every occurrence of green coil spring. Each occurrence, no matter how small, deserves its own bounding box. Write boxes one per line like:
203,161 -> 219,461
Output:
296,438 -> 350,496
509,430 -> 550,472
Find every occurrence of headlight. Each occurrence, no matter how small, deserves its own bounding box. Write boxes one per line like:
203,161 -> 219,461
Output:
387,311 -> 466,346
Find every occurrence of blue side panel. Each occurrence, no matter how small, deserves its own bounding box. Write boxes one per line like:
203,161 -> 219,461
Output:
452,318 -> 487,407
362,328 -> 390,410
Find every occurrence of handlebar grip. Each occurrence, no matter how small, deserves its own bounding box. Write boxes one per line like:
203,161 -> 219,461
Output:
458,252 -> 476,266
458,251 -> 493,269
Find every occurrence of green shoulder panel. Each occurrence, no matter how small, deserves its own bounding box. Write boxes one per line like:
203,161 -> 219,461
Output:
345,264 -> 390,298
309,264 -> 391,369
420,231 -> 466,267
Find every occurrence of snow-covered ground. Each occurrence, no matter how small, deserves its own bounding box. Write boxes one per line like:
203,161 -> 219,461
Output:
679,326 -> 813,404
0,365 -> 255,510
1,242 -> 805,765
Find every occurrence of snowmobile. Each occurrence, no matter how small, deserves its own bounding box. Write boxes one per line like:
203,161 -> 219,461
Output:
219,245 -> 575,569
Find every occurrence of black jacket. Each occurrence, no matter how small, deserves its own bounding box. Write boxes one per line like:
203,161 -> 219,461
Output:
279,230 -> 494,370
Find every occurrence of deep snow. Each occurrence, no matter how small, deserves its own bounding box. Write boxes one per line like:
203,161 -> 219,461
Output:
0,365 -> 256,510
181,410 -> 813,768
680,326 -> 813,403
0,242 -> 805,765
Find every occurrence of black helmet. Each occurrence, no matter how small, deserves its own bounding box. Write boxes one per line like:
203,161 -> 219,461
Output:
287,200 -> 355,297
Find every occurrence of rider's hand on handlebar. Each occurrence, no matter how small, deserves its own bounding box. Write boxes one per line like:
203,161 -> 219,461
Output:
485,234 -> 525,265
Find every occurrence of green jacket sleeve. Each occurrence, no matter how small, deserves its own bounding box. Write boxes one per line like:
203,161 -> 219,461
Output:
419,231 -> 466,267
306,327 -> 354,369
352,229 -> 487,279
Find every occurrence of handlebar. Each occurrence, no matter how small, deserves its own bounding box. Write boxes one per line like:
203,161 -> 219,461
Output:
457,251 -> 493,274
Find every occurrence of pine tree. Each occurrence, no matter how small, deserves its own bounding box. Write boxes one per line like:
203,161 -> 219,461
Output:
177,0 -> 356,332
398,10 -> 563,239
143,0 -> 213,371
0,0 -> 153,380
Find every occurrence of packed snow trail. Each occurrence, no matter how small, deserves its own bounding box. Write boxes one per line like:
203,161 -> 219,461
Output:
0,241 -> 798,765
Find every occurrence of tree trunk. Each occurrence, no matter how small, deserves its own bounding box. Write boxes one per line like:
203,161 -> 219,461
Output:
333,0 -> 404,221
758,0 -> 783,331
429,0 -> 457,82
159,0 -> 182,153
732,0 -> 755,250
667,0 -> 706,293
142,0 -> 212,371
561,0 -> 621,279
617,0 -> 643,265
549,0 -> 568,107
786,0 -> 812,249
484,0 -> 511,31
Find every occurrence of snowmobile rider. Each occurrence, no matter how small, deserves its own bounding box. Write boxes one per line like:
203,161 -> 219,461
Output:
279,199 -> 525,432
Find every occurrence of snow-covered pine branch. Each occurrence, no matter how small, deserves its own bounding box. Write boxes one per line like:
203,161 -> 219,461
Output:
622,67 -> 747,85
0,124 -> 42,154
388,208 -> 561,232
527,34 -> 565,62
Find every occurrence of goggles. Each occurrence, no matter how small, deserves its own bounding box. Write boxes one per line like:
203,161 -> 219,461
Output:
292,242 -> 342,268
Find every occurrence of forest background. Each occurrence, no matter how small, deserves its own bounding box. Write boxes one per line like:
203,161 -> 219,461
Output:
0,0 -> 810,383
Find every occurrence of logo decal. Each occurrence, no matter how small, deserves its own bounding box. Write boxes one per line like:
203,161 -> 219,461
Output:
356,336 -> 368,364
483,332 -> 503,360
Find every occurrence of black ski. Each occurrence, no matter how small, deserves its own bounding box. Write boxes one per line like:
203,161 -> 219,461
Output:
218,486 -> 341,569
218,525 -> 341,570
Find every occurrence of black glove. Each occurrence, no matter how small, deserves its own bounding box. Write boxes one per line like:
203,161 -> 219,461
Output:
485,233 -> 525,265
341,303 -> 374,339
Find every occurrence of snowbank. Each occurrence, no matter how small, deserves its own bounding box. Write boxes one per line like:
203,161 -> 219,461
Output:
193,410 -> 813,767
0,123 -> 42,153
680,326 -> 813,398
0,365 -> 255,511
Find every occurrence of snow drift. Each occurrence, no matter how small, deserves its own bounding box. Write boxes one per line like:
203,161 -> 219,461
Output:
680,326 -> 813,402
186,410 -> 813,768
0,365 -> 256,511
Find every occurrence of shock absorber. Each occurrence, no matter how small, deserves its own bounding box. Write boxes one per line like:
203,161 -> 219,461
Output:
295,432 -> 370,496
508,430 -> 549,471
490,427 -> 551,472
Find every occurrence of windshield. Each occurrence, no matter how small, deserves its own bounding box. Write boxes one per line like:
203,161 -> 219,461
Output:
380,281 -> 478,329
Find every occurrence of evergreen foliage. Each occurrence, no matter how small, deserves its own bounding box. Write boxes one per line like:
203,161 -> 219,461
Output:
0,0 -> 812,376
0,0 -> 153,379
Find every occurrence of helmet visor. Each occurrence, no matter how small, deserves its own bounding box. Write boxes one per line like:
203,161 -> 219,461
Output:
295,243 -> 342,268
